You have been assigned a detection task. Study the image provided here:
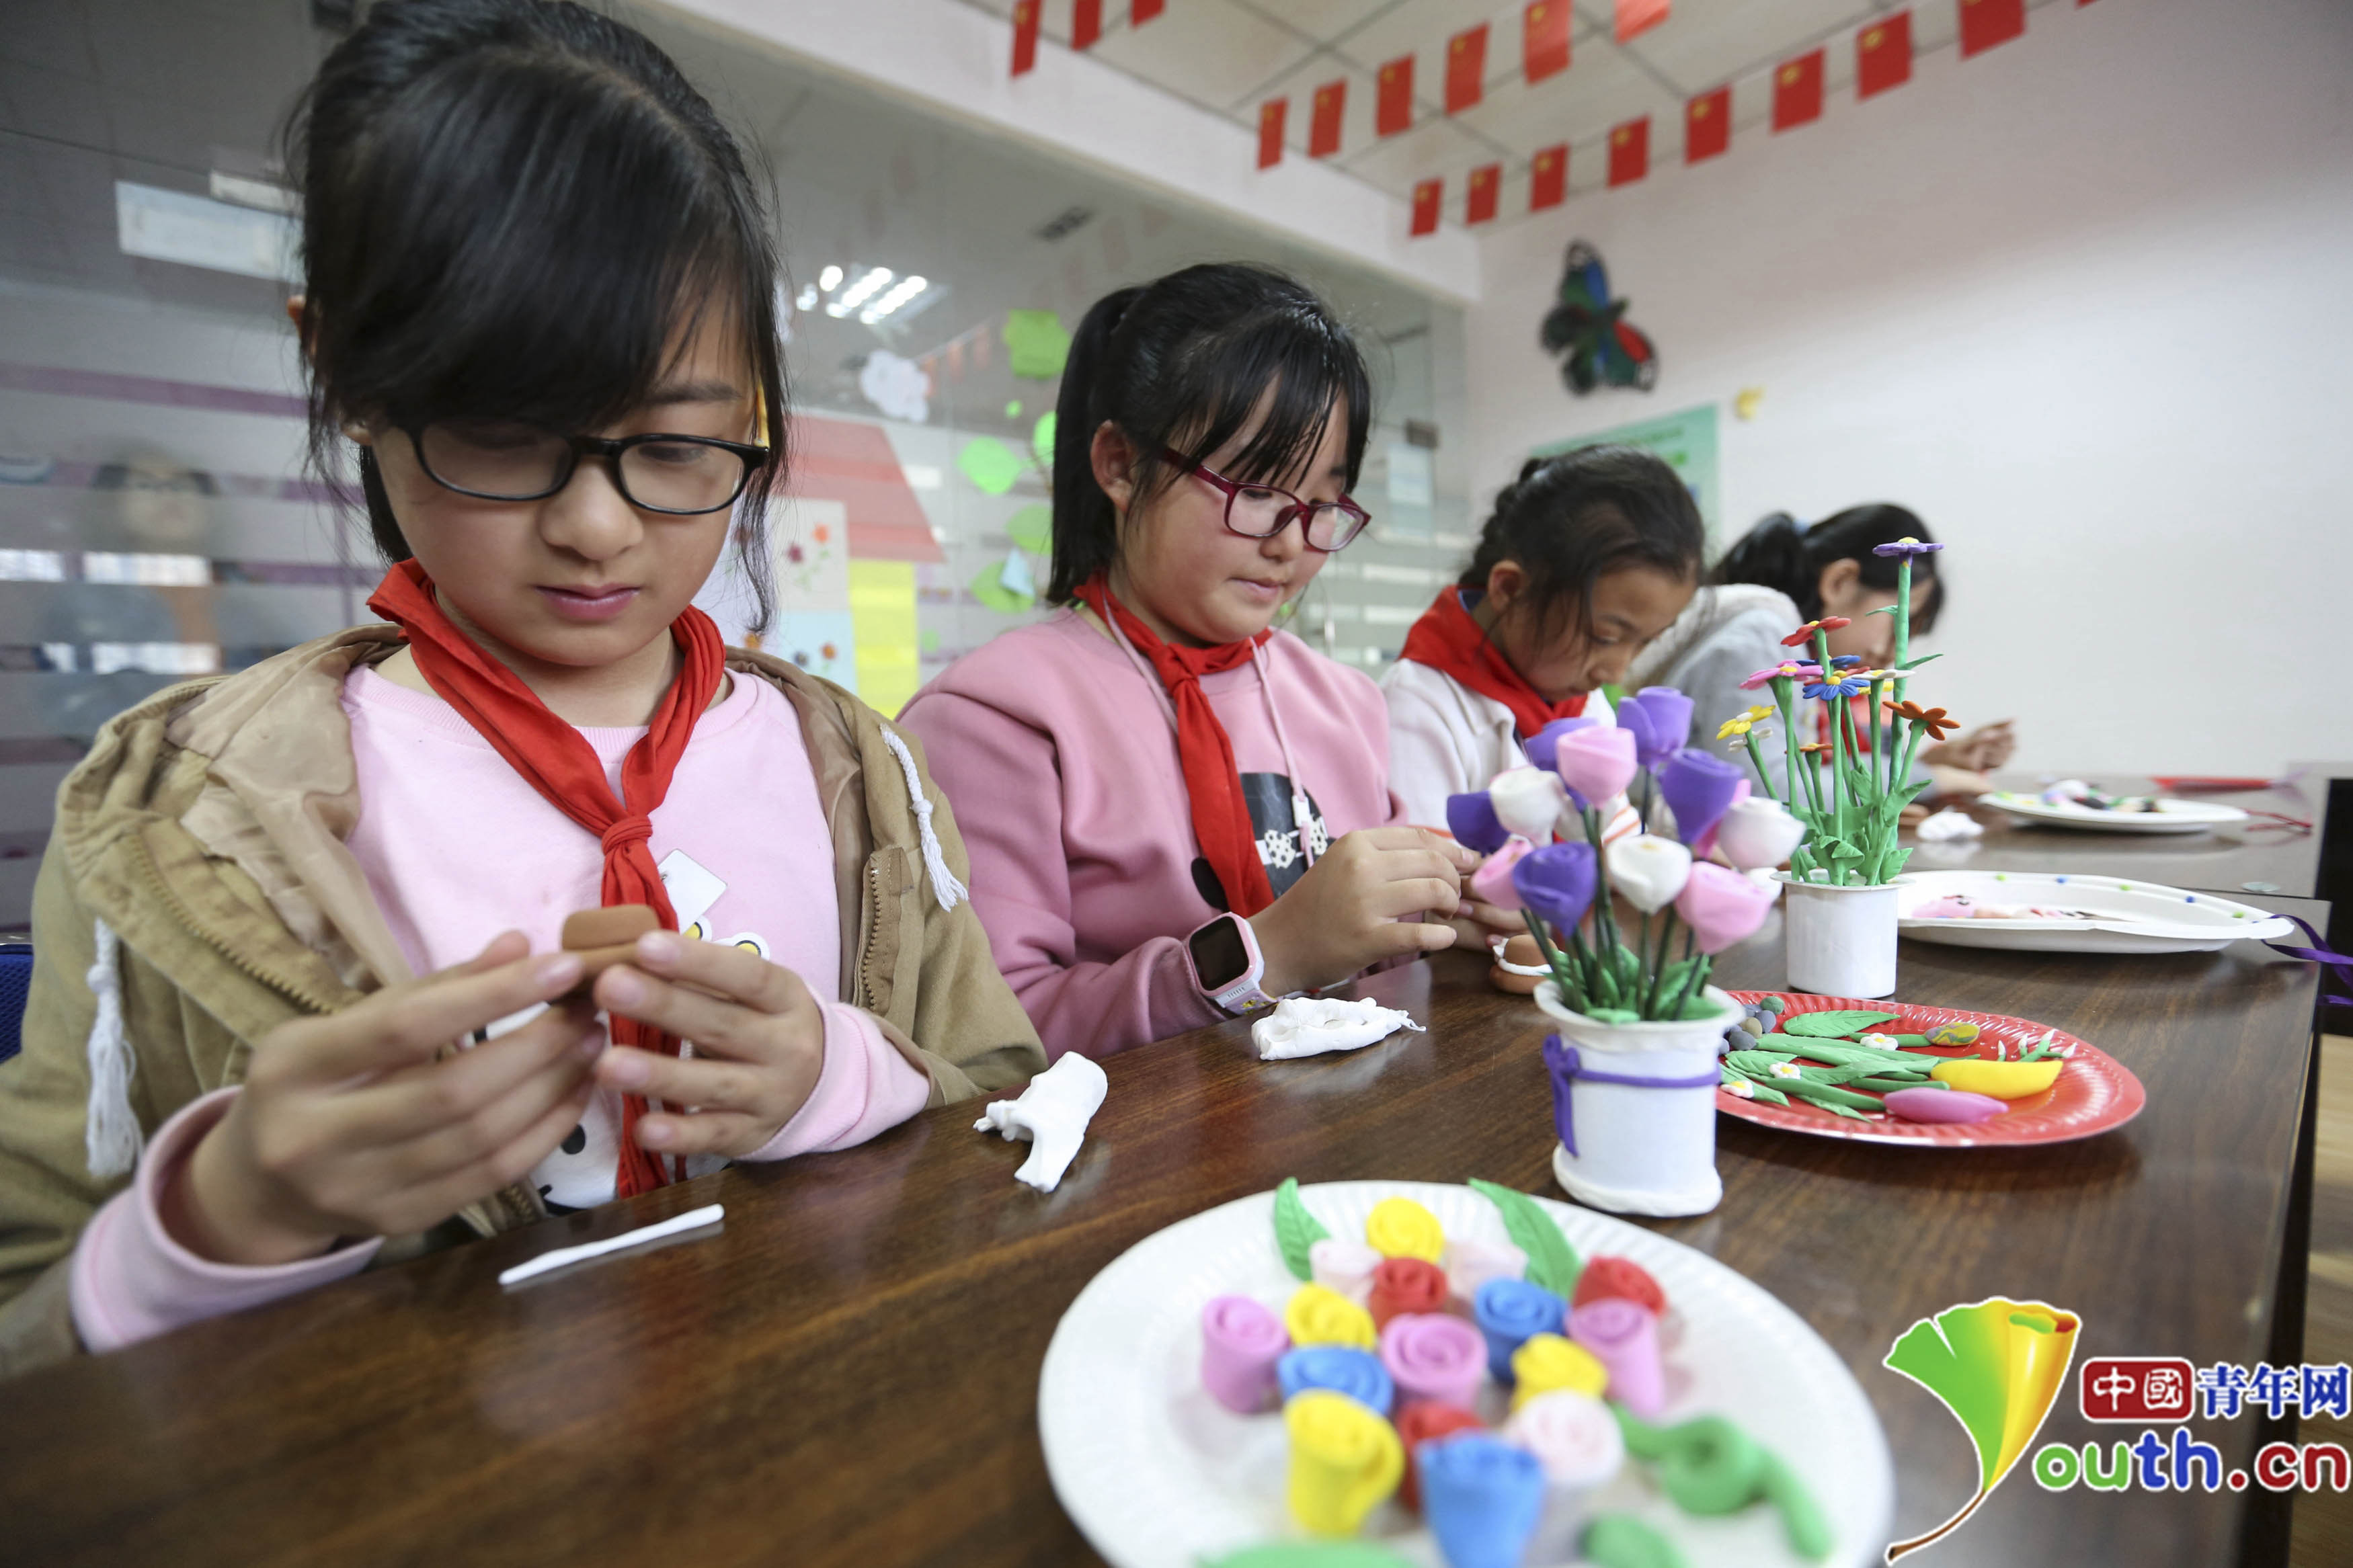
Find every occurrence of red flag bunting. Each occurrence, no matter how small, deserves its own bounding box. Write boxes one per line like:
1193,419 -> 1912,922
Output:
1445,24 -> 1488,115
1530,144 -> 1567,210
1376,55 -> 1414,137
1011,0 -> 1040,75
1959,0 -> 2025,58
1466,163 -> 1501,224
1684,86 -> 1729,163
1607,116 -> 1649,187
1857,11 -> 1912,99
1073,0 -> 1101,50
1309,80 -> 1345,159
1257,99 -> 1287,169
1615,0 -> 1669,44
1772,49 -> 1824,131
1410,178 -> 1442,237
1133,0 -> 1164,22
1524,1 -> 1571,84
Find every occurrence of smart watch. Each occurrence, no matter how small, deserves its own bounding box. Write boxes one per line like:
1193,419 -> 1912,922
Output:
1186,912 -> 1278,1015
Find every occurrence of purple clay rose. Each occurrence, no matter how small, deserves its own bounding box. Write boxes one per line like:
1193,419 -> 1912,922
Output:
1446,791 -> 1511,856
1512,841 -> 1598,934
1630,687 -> 1693,756
1552,725 -> 1640,805
1613,696 -> 1670,770
1657,748 -> 1746,847
1523,715 -> 1597,774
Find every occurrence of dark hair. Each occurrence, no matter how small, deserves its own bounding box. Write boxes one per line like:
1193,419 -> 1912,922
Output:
1458,445 -> 1706,646
1048,263 -> 1372,603
1715,504 -> 1944,632
284,0 -> 787,629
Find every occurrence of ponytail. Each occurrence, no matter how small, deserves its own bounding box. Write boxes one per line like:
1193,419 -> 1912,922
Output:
1714,503 -> 1944,630
1458,444 -> 1705,645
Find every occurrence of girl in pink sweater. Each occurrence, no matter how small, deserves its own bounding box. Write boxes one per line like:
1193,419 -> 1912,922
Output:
902,266 -> 1482,1061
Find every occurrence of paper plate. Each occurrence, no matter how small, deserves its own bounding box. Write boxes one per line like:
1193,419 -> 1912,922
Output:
1979,790 -> 2247,834
1037,1180 -> 1892,1568
1715,993 -> 2145,1147
1895,870 -> 2295,954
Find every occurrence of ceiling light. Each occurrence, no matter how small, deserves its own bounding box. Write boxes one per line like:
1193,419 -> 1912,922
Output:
837,267 -> 893,311
817,264 -> 842,292
825,301 -> 850,317
795,284 -> 818,310
859,276 -> 932,325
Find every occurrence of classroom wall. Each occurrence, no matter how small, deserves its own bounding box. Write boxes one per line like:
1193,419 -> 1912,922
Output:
1462,0 -> 2353,776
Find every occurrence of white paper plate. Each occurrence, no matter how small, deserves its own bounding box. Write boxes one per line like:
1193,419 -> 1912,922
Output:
1978,791 -> 2247,834
1037,1180 -> 1892,1568
1896,869 -> 2294,953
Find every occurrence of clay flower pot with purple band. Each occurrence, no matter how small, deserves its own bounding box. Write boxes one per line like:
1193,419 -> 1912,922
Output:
1535,980 -> 1736,1217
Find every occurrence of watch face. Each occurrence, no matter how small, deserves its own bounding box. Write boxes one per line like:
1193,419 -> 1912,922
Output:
1187,915 -> 1250,991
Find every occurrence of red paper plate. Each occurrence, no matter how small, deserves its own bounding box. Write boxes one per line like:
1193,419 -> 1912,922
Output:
1715,991 -> 2146,1147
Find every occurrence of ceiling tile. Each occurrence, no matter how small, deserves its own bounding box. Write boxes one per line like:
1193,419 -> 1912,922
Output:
1083,0 -> 1317,113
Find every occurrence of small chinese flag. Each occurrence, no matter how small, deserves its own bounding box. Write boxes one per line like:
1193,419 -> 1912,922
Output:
1133,0 -> 1164,23
1376,55 -> 1414,137
1011,0 -> 1040,76
1309,79 -> 1345,158
1410,178 -> 1442,236
1959,0 -> 2026,58
1685,86 -> 1729,163
1615,0 -> 1669,44
1257,99 -> 1287,169
1530,143 -> 1567,211
1073,0 -> 1102,50
1857,11 -> 1912,99
1445,24 -> 1488,115
1772,48 -> 1823,131
1524,1 -> 1571,84
1608,116 -> 1649,187
1466,163 -> 1501,224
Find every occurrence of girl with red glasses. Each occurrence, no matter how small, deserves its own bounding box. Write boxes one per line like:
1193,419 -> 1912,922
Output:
901,264 -> 1482,1061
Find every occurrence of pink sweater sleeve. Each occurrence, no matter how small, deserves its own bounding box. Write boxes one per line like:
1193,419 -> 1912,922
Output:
740,1001 -> 930,1159
69,1089 -> 384,1354
898,690 -> 1223,1061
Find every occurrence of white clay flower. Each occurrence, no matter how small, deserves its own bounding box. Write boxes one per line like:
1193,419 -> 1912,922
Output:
1488,766 -> 1570,843
1858,1033 -> 1899,1050
1713,796 -> 1808,872
1769,1061 -> 1804,1079
1605,833 -> 1693,914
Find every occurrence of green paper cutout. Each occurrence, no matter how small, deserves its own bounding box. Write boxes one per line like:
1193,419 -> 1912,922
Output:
969,562 -> 1033,614
1004,503 -> 1052,554
1469,1178 -> 1581,1296
1032,410 -> 1058,468
1004,308 -> 1071,379
1780,1009 -> 1899,1038
1272,1177 -> 1328,1282
957,437 -> 1025,495
1004,399 -> 1023,419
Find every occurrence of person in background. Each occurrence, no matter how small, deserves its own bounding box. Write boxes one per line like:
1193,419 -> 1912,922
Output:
1382,445 -> 1706,825
1630,505 -> 2014,799
900,264 -> 1480,1062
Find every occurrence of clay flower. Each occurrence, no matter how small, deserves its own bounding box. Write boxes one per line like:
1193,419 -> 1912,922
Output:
1872,537 -> 1944,556
1716,705 -> 1773,740
1713,796 -> 1808,871
1605,834 -> 1692,914
1445,791 -> 1511,856
1886,700 -> 1958,740
1523,715 -> 1596,774
1780,616 -> 1851,647
1799,741 -> 1831,756
1512,841 -> 1598,932
1739,661 -> 1819,690
1488,766 -> 1570,844
1552,725 -> 1640,804
1658,749 -> 1745,847
1616,688 -> 1693,767
1802,675 -> 1869,701
1674,862 -> 1776,953
1468,836 -> 1535,912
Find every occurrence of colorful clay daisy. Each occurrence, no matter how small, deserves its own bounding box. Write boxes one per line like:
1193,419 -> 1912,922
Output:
1780,616 -> 1851,647
1872,536 -> 1944,557
1802,675 -> 1870,701
1886,700 -> 1959,740
1739,662 -> 1819,690
1715,705 -> 1775,740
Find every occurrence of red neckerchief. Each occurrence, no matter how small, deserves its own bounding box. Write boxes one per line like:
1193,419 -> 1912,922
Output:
1073,577 -> 1277,917
368,559 -> 724,1197
1396,586 -> 1587,739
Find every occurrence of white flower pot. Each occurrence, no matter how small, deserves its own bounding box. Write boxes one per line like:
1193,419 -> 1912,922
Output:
1532,981 -> 1736,1219
1776,874 -> 1907,999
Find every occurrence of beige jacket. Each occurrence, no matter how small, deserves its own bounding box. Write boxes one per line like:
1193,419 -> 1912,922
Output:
0,626 -> 1044,1376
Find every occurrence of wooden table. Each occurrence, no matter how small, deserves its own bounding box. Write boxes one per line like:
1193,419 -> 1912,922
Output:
0,907 -> 2325,1568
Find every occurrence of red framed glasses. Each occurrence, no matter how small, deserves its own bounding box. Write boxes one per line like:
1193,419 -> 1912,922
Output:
1160,446 -> 1371,552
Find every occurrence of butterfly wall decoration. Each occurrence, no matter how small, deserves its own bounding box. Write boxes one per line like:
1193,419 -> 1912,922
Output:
1540,241 -> 1659,395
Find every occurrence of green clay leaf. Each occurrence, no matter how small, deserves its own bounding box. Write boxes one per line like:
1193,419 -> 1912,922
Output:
1761,1454 -> 1833,1563
1899,653 -> 1943,670
1272,1177 -> 1328,1282
1582,1515 -> 1689,1568
1587,1006 -> 1640,1024
1470,1178 -> 1582,1297
1781,1009 -> 1899,1038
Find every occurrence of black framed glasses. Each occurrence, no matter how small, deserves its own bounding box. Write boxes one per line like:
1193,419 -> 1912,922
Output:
1160,446 -> 1372,552
407,420 -> 770,515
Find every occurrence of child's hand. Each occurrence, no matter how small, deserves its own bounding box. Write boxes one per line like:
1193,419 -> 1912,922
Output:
589,931 -> 827,1159
1925,719 -> 2016,773
173,933 -> 602,1266
1249,827 -> 1479,996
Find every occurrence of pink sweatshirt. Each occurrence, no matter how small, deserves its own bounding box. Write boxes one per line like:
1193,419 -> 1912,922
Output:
69,665 -> 927,1352
899,610 -> 1402,1061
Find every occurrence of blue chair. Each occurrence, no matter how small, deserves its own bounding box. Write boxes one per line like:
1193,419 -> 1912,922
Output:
0,944 -> 30,1065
